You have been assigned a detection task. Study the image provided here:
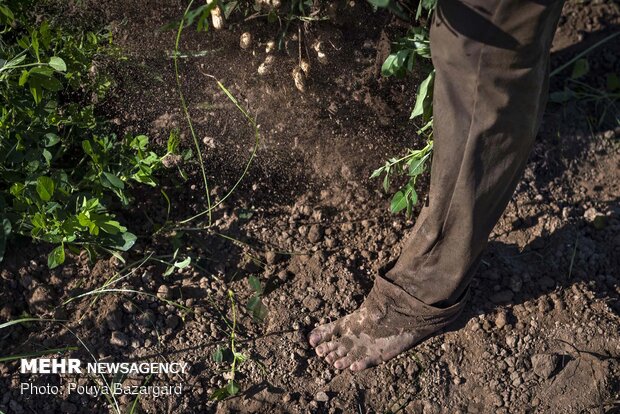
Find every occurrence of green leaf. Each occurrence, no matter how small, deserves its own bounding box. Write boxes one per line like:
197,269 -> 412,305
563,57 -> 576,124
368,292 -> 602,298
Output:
36,176 -> 55,201
369,166 -> 384,179
408,154 -> 429,176
113,232 -> 136,251
19,70 -> 29,86
213,346 -> 224,363
44,133 -> 60,147
29,67 -> 63,91
130,135 -> 149,150
102,172 -> 125,189
248,275 -> 263,294
167,129 -> 180,154
409,187 -> 418,205
98,219 -> 125,235
81,140 -> 97,162
31,31 -> 40,62
49,56 -> 66,72
163,266 -> 175,277
571,58 -> 589,79
210,386 -> 229,401
381,54 -> 398,77
390,191 -> 408,213
5,54 -> 26,69
48,244 -> 65,269
42,149 -> 52,166
226,380 -> 240,396
382,169 -> 390,192
174,256 -> 191,269
248,295 -> 268,322
0,4 -> 15,24
248,295 -> 259,309
30,84 -> 43,104
223,1 -> 238,19
606,73 -> 620,91
0,218 -> 12,263
411,70 -> 434,120
233,352 -> 247,363
367,0 -> 392,7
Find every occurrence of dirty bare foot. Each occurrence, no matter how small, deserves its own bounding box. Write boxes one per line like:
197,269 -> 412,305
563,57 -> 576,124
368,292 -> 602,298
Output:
308,281 -> 466,371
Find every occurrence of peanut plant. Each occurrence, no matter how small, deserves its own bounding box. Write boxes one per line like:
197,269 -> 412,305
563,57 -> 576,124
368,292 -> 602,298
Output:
0,0 -> 173,267
369,0 -> 437,218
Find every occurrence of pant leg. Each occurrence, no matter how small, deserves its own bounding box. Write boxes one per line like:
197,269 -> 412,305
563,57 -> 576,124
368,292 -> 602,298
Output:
382,0 -> 565,306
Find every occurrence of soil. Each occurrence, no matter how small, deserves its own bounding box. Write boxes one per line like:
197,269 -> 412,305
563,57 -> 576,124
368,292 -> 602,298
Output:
1,1 -> 620,413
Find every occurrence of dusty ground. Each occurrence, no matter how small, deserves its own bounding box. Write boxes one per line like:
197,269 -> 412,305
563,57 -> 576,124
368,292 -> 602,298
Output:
1,0 -> 619,413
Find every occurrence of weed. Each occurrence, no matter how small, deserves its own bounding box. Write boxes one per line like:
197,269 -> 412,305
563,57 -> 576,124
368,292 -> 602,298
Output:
210,290 -> 246,400
371,141 -> 433,217
0,317 -> 123,413
0,1 -> 172,267
247,275 -> 268,322
550,47 -> 620,129
370,1 -> 436,217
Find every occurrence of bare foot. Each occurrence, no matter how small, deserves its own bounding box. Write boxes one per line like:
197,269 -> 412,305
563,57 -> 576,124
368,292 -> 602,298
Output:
308,280 -> 466,371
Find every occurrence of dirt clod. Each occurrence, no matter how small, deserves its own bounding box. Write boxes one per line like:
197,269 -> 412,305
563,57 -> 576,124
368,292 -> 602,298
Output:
531,353 -> 559,379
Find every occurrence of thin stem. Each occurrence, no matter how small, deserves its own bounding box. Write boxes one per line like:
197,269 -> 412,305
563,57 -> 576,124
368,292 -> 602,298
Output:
174,0 -> 213,226
178,77 -> 260,224
550,31 -> 620,78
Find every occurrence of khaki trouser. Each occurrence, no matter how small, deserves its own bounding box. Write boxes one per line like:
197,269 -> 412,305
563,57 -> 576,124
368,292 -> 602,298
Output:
377,0 -> 565,308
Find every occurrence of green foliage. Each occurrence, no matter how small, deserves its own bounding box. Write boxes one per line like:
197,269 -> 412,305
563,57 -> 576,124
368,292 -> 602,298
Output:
371,141 -> 433,218
410,70 -> 434,123
161,1 -> 218,32
368,0 -> 436,21
247,275 -> 268,322
169,0 -> 322,41
163,248 -> 192,276
210,290 -> 248,401
373,10 -> 436,217
549,57 -> 620,128
0,1 -> 171,267
381,27 -> 430,78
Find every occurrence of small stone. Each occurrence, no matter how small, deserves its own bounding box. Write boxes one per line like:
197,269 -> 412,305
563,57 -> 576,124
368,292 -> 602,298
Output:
110,331 -> 129,347
468,319 -> 481,332
29,286 -> 52,313
307,225 -> 324,243
538,298 -> 551,312
277,270 -> 290,282
531,353 -> 558,379
157,285 -> 172,300
265,251 -> 279,265
302,295 -> 322,312
166,314 -> 180,330
315,391 -> 329,402
495,311 -> 507,329
505,335 -> 517,348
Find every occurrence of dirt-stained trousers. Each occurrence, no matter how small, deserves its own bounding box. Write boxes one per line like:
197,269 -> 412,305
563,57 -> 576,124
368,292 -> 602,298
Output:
376,0 -> 566,308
